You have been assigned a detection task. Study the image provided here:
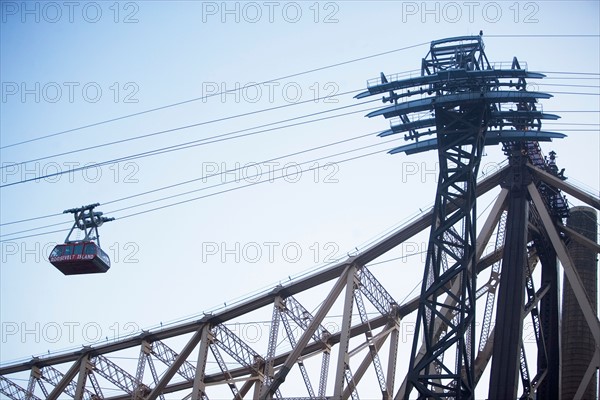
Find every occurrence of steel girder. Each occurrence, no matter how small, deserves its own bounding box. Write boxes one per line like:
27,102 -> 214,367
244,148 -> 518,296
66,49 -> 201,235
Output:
1,167 -> 599,399
488,147 -> 531,399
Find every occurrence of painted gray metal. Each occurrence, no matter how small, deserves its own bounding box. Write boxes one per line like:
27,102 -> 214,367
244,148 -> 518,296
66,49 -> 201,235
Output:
2,35 -> 599,400
388,131 -> 567,155
1,171 -> 597,399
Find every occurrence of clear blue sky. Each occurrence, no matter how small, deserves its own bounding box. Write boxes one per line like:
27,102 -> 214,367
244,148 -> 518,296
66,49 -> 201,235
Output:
1,1 -> 598,397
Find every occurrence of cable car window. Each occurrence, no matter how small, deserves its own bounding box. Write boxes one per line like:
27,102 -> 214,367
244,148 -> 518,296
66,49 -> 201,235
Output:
84,244 -> 96,255
64,246 -> 73,255
50,247 -> 63,257
74,244 -> 84,255
98,248 -> 110,266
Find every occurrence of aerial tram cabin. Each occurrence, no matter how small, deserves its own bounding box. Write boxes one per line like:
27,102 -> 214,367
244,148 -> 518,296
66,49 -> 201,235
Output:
49,241 -> 110,275
49,203 -> 114,275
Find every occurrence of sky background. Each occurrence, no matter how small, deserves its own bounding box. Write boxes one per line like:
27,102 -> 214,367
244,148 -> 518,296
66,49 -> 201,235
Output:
0,1 -> 599,398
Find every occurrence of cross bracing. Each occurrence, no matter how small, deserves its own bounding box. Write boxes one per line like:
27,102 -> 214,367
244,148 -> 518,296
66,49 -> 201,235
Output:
354,34 -> 597,399
1,35 -> 599,400
1,163 -> 598,399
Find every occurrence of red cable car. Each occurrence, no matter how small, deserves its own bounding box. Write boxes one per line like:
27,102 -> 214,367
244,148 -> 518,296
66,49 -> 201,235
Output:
50,203 -> 114,275
49,241 -> 110,275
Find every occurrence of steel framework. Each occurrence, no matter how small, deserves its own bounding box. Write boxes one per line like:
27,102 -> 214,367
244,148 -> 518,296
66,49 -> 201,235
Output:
62,203 -> 114,247
1,37 -> 599,400
355,34 -> 581,399
0,165 -> 598,399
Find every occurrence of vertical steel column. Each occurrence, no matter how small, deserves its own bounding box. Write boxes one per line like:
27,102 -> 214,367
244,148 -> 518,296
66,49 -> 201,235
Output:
25,369 -> 37,400
73,356 -> 89,400
488,149 -> 530,399
406,104 -> 488,399
536,247 -> 559,400
191,325 -> 211,400
259,299 -> 282,399
333,265 -> 357,399
318,348 -> 331,398
386,321 -> 399,396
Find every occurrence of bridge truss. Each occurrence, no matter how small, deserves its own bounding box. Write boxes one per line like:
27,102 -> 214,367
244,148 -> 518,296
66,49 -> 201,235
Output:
1,36 -> 599,400
1,163 -> 598,399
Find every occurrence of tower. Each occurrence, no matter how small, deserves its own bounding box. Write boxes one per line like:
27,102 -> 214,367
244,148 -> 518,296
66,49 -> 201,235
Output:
356,35 -> 563,399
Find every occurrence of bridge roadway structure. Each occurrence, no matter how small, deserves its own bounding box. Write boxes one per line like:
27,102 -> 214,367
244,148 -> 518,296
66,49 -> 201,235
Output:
1,35 -> 599,399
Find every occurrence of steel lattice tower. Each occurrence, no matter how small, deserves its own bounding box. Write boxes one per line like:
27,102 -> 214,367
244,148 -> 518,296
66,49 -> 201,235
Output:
356,35 -> 571,399
1,35 -> 599,400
